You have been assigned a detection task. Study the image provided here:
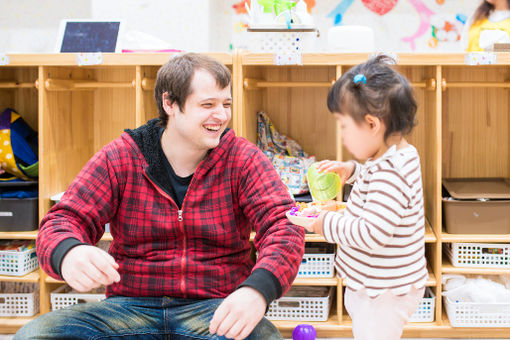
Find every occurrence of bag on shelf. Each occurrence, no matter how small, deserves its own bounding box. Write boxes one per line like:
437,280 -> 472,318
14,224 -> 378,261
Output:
257,111 -> 315,195
0,108 -> 38,181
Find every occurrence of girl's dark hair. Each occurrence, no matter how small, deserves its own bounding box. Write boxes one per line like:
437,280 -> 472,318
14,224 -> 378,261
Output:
327,55 -> 417,141
154,53 -> 231,127
473,0 -> 510,22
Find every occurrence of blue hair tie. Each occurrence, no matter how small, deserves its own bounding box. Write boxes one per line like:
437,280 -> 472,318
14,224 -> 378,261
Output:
353,74 -> 367,85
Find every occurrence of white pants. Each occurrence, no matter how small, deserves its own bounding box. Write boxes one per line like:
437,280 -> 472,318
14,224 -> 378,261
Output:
344,285 -> 425,340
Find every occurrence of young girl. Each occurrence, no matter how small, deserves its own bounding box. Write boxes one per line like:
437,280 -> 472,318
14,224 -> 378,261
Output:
308,55 -> 428,340
461,0 -> 510,51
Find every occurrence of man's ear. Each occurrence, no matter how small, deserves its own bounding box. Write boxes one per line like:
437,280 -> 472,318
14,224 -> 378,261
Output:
365,114 -> 382,135
162,92 -> 176,116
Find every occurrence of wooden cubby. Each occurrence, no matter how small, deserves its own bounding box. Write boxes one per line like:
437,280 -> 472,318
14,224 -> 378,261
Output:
0,52 -> 508,338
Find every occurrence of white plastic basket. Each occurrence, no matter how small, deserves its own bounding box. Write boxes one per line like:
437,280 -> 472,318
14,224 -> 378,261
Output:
266,286 -> 333,321
409,287 -> 435,322
0,246 -> 39,276
50,285 -> 106,311
444,296 -> 510,327
445,243 -> 510,268
0,282 -> 39,316
297,253 -> 335,278
297,243 -> 335,278
247,28 -> 318,53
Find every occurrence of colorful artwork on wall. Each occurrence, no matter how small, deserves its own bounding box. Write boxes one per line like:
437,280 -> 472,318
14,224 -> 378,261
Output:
229,0 -> 477,52
304,0 -> 316,13
401,0 -> 435,50
327,0 -> 355,25
361,0 -> 398,16
233,0 -> 250,14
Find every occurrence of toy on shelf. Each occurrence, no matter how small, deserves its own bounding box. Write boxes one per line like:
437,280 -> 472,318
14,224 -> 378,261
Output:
246,0 -> 313,29
292,324 -> 317,340
245,0 -> 318,54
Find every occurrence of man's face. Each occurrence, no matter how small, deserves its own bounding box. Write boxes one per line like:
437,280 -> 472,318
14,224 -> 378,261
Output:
170,69 -> 232,152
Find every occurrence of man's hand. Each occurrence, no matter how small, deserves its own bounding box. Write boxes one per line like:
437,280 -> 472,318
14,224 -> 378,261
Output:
209,287 -> 266,340
61,245 -> 120,292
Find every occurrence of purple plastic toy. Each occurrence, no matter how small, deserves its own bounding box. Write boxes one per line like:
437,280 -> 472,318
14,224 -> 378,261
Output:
292,324 -> 317,340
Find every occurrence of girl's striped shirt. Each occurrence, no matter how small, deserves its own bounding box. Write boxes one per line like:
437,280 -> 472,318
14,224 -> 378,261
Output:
322,145 -> 428,297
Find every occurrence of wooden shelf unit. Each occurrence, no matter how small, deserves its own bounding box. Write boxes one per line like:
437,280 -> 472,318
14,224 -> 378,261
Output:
0,52 -> 508,337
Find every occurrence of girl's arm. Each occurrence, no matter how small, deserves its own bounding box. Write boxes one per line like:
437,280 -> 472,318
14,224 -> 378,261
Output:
309,169 -> 409,251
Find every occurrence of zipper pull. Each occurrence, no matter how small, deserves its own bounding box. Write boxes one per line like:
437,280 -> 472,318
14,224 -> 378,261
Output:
178,210 -> 183,221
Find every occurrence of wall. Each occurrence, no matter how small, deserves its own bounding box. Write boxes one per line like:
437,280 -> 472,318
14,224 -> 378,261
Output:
0,0 -> 482,53
227,0 -> 480,52
0,0 -> 90,53
0,0 -> 211,53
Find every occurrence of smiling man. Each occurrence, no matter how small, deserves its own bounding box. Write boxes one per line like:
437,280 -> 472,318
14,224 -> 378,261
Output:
16,53 -> 304,340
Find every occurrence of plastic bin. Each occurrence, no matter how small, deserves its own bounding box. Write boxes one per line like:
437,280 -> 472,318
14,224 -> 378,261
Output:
0,282 -> 39,316
0,243 -> 38,276
50,285 -> 106,311
444,242 -> 510,268
409,287 -> 435,322
297,243 -> 335,278
266,286 -> 333,321
442,178 -> 510,234
0,181 -> 38,231
444,296 -> 510,327
247,28 -> 318,53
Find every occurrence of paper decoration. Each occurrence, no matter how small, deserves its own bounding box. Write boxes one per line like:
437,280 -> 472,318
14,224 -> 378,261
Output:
304,0 -> 316,13
274,52 -> 302,65
0,54 -> 9,66
456,13 -> 467,25
327,0 -> 355,25
76,53 -> 103,66
361,0 -> 398,16
233,0 -> 250,15
401,0 -> 434,50
465,52 -> 497,65
429,16 -> 462,48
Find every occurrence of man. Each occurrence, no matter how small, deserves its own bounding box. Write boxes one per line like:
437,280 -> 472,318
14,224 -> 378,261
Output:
16,53 -> 304,340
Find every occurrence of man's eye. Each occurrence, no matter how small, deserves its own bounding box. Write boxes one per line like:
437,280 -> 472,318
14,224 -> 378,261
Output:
202,103 -> 213,108
223,103 -> 231,108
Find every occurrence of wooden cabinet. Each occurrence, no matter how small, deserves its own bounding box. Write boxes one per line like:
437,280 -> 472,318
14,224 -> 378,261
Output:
0,52 -> 509,338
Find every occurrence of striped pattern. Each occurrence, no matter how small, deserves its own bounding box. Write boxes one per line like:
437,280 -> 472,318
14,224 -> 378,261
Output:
323,145 -> 427,297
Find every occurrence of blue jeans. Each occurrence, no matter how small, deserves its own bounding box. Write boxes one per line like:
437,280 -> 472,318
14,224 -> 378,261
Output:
14,296 -> 282,340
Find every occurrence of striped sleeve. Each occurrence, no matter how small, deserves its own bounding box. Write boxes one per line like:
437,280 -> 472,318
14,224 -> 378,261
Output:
345,161 -> 361,185
322,167 -> 410,251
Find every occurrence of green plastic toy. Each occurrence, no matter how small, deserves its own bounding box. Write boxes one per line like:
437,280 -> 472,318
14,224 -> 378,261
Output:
307,162 -> 342,201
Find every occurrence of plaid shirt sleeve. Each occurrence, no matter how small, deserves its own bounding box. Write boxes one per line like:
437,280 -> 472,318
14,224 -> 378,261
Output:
237,146 -> 305,297
37,143 -> 121,280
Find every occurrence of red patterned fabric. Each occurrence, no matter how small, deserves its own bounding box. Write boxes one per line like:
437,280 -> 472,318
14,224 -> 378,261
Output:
37,124 -> 304,299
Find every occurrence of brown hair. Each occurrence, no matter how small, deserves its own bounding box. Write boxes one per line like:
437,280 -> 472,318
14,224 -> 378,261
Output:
473,0 -> 510,22
327,55 -> 417,141
154,53 -> 231,127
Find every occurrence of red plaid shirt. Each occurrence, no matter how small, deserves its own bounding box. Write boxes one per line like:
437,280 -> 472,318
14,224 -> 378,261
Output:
37,120 -> 304,299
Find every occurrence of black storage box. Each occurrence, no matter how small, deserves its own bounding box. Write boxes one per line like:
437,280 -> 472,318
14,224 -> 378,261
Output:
0,181 -> 38,231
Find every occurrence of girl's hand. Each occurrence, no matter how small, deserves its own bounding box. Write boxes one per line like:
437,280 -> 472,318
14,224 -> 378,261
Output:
316,160 -> 355,184
307,210 -> 328,236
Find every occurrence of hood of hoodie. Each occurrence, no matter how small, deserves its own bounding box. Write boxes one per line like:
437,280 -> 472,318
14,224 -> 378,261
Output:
124,118 -> 232,197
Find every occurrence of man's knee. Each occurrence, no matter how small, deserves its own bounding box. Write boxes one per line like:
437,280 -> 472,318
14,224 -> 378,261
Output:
249,318 -> 282,340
